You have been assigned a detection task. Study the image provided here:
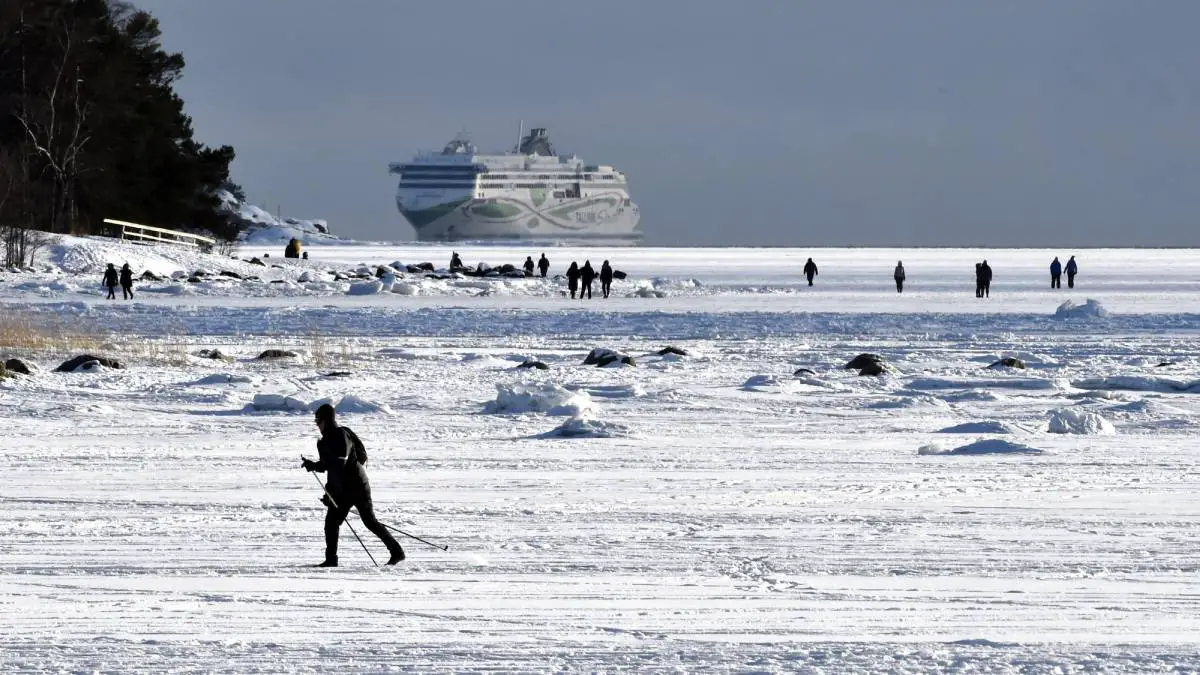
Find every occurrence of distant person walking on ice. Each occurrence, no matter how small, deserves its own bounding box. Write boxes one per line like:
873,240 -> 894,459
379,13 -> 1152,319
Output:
803,258 -> 818,286
537,253 -> 549,278
301,404 -> 404,567
1050,257 -> 1062,288
974,262 -> 984,297
523,256 -> 535,277
120,263 -> 134,300
894,261 -> 905,293
1066,255 -> 1078,288
580,260 -> 596,299
103,263 -> 119,300
600,260 -> 614,298
450,252 -> 464,272
980,260 -> 993,297
566,261 -> 580,299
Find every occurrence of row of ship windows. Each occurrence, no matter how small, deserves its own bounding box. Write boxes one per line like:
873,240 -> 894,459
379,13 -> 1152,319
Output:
402,173 -> 619,181
399,182 -> 622,189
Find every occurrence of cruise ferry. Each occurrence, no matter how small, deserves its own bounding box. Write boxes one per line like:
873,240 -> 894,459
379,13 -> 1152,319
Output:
389,127 -> 642,245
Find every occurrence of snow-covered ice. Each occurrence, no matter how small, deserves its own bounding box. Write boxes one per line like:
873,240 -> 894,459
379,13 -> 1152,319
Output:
2,240 -> 1200,671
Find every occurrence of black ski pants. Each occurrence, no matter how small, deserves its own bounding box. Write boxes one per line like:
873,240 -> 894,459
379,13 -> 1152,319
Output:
106,284 -> 116,299
1051,273 -> 1061,288
1067,273 -> 1075,288
895,280 -> 903,293
581,281 -> 592,299
122,283 -> 134,299
601,280 -> 611,298
325,492 -> 400,562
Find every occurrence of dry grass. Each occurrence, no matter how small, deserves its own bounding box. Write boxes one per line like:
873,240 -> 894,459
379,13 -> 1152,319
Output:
0,308 -> 190,366
0,309 -> 107,356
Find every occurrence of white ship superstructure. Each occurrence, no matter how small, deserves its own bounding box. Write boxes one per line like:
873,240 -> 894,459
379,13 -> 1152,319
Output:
389,127 -> 642,245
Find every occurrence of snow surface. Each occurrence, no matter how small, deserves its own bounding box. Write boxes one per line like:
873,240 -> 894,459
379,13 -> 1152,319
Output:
2,242 -> 1200,671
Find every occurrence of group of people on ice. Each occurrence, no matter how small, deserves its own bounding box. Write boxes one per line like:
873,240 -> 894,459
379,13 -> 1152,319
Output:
565,260 -> 615,299
1050,255 -> 1078,289
102,263 -> 135,300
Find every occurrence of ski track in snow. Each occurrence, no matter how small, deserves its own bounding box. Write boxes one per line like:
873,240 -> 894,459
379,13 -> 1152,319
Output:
2,243 -> 1200,672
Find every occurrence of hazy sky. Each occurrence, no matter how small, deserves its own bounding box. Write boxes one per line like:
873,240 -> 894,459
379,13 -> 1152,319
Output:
139,0 -> 1200,247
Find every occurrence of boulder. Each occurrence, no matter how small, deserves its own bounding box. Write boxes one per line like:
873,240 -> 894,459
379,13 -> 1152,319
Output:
139,270 -> 162,281
4,358 -> 32,375
613,270 -> 628,280
405,264 -> 426,274
988,357 -> 1026,369
844,353 -> 885,371
255,349 -> 297,360
858,361 -> 889,377
55,354 -> 123,372
516,359 -> 550,370
194,349 -> 229,361
1156,361 -> 1176,368
321,371 -> 353,378
219,270 -> 242,279
793,367 -> 816,376
656,346 -> 689,357
186,276 -> 202,283
191,270 -> 208,278
416,262 -> 435,272
584,348 -> 636,368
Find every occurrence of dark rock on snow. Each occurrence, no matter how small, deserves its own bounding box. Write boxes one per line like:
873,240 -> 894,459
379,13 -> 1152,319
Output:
248,257 -> 267,266
844,353 -> 885,371
857,361 -> 888,376
1155,361 -> 1176,368
219,270 -> 242,279
139,270 -> 161,281
321,371 -> 353,378
584,348 -> 636,368
5,358 -> 32,375
988,357 -> 1026,369
793,367 -> 816,376
256,349 -> 298,360
656,346 -> 689,357
194,349 -> 229,361
517,359 -> 550,370
55,354 -> 124,372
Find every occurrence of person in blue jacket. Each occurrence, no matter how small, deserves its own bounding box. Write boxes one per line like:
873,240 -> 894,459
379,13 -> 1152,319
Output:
1050,257 -> 1062,289
1065,255 -> 1078,288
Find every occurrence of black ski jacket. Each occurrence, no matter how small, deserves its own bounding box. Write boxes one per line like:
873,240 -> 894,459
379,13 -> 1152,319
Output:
103,268 -> 119,287
311,424 -> 370,499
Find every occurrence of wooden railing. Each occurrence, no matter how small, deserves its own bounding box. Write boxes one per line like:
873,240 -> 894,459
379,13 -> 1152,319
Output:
105,218 -> 216,251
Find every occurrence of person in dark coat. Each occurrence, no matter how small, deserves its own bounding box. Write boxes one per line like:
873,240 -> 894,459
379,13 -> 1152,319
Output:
450,252 -> 464,272
102,263 -> 119,300
980,260 -> 993,297
1050,257 -> 1062,289
974,262 -> 984,297
893,261 -> 905,293
600,260 -> 614,298
537,253 -> 550,278
1065,255 -> 1078,288
579,260 -> 596,299
523,256 -> 535,277
119,263 -> 134,300
302,404 -> 404,567
803,258 -> 818,286
566,261 -> 580,299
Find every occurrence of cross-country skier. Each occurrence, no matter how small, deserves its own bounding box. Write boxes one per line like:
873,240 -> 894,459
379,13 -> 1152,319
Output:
302,404 -> 404,567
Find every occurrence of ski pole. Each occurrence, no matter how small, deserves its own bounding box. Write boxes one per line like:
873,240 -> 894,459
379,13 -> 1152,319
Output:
306,461 -> 378,568
380,522 -> 449,551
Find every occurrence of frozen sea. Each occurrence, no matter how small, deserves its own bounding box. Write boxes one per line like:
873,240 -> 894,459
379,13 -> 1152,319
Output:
1,239 -> 1199,672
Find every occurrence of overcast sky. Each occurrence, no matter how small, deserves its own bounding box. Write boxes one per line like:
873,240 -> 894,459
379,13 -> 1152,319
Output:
139,0 -> 1200,247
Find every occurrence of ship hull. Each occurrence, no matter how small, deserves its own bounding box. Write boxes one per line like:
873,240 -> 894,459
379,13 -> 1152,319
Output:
398,193 -> 643,245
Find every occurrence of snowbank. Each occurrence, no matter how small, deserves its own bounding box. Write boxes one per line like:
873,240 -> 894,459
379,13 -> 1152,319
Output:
1046,409 -> 1116,435
1071,376 -> 1200,393
483,383 -> 595,417
1054,299 -> 1109,319
539,417 -> 632,439
919,439 -> 1045,455
936,421 -> 1017,434
570,384 -> 646,399
250,393 -> 311,412
866,394 -> 951,410
907,377 -> 1059,391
